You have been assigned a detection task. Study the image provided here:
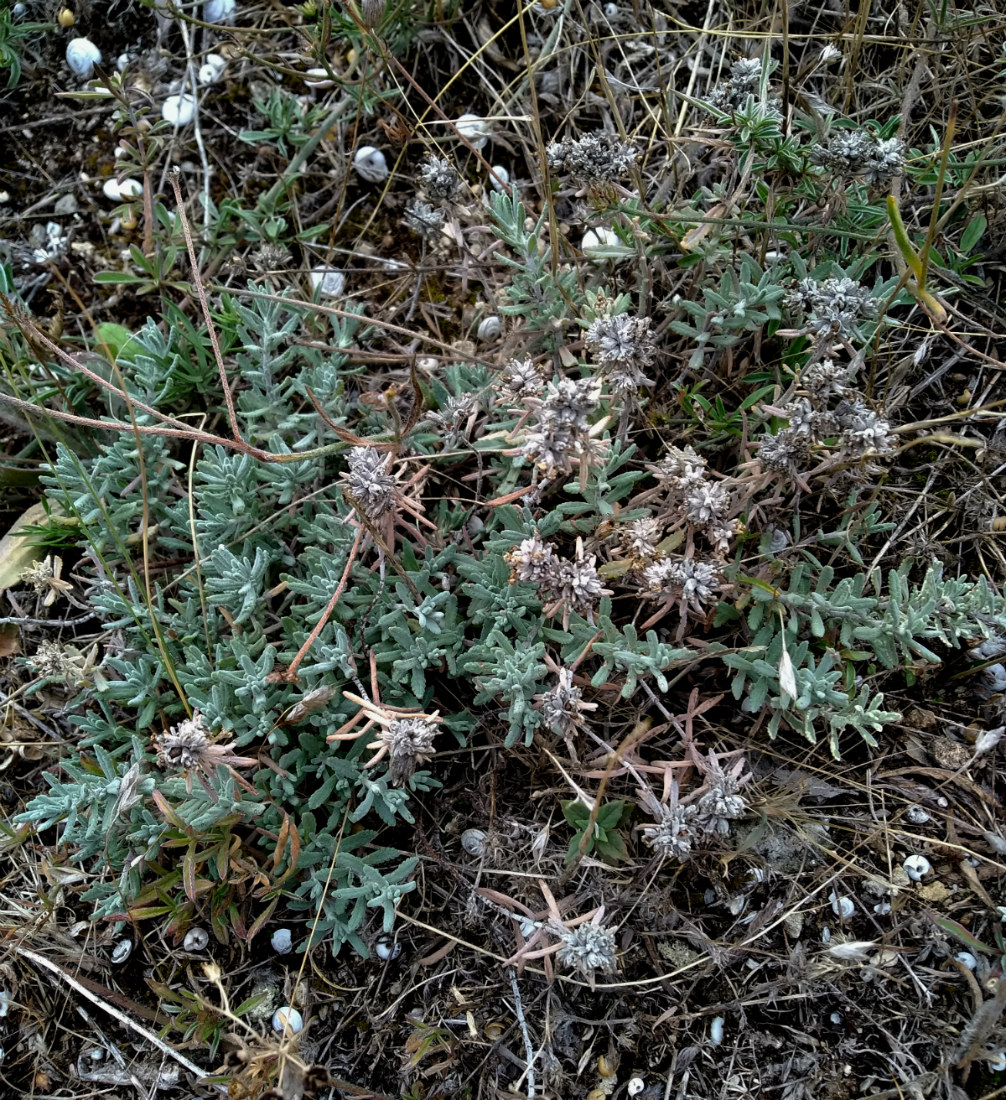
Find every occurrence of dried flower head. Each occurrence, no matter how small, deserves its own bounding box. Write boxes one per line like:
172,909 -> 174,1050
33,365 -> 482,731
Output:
621,516 -> 662,562
683,480 -> 731,528
381,715 -> 439,785
644,556 -> 722,611
835,400 -> 895,456
153,711 -> 257,796
553,552 -> 607,616
343,446 -> 397,518
787,276 -> 878,339
507,536 -> 609,627
800,357 -> 855,399
706,56 -> 763,110
402,198 -> 445,237
534,666 -> 598,740
695,753 -> 752,835
758,427 -> 810,475
521,377 -> 605,479
499,356 -> 545,404
652,445 -> 707,487
811,130 -> 905,190
419,154 -> 462,203
425,393 -> 479,440
585,313 -> 655,393
556,918 -> 618,980
546,131 -> 638,183
642,802 -> 699,861
505,533 -> 558,586
20,554 -> 74,607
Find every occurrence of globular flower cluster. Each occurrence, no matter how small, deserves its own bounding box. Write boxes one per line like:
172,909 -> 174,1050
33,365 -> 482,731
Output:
758,427 -> 810,475
811,129 -> 905,191
620,515 -> 663,563
533,666 -> 598,740
787,276 -> 878,340
556,921 -> 618,979
498,356 -> 546,405
153,711 -> 256,795
382,716 -> 439,785
402,198 -> 445,238
521,376 -> 605,479
643,555 -> 723,612
800,356 -> 856,400
425,393 -> 479,442
418,154 -> 462,203
546,131 -> 638,183
705,56 -> 764,111
641,802 -> 698,861
696,774 -> 749,836
342,446 -> 397,518
642,759 -> 751,859
834,399 -> 896,457
650,446 -> 738,553
505,534 -> 609,625
758,357 -> 895,477
584,312 -> 656,395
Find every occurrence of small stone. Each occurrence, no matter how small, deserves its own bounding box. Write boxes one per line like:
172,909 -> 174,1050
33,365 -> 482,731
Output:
54,194 -> 78,216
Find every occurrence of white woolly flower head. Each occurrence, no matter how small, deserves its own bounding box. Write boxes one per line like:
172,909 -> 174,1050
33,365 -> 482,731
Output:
343,446 -> 397,518
556,917 -> 618,980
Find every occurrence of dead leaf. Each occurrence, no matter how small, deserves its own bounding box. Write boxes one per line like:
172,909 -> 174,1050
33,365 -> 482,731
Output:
0,624 -> 19,657
0,502 -> 48,594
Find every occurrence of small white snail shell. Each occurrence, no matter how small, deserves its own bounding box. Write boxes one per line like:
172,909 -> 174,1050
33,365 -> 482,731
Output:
708,1016 -> 725,1046
271,928 -> 293,954
353,146 -> 389,183
309,266 -> 345,298
375,936 -> 402,961
627,1079 -> 645,1098
303,67 -> 334,89
829,893 -> 855,920
988,1051 -> 1006,1072
456,114 -> 491,150
111,939 -> 132,964
489,165 -> 509,192
162,93 -> 196,127
203,0 -> 235,22
905,804 -> 930,825
198,53 -> 226,84
102,178 -> 143,202
581,226 -> 625,261
460,828 -> 487,857
183,927 -> 209,951
955,951 -> 978,970
477,316 -> 502,341
66,37 -> 101,78
903,854 -> 931,881
272,1006 -> 304,1034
